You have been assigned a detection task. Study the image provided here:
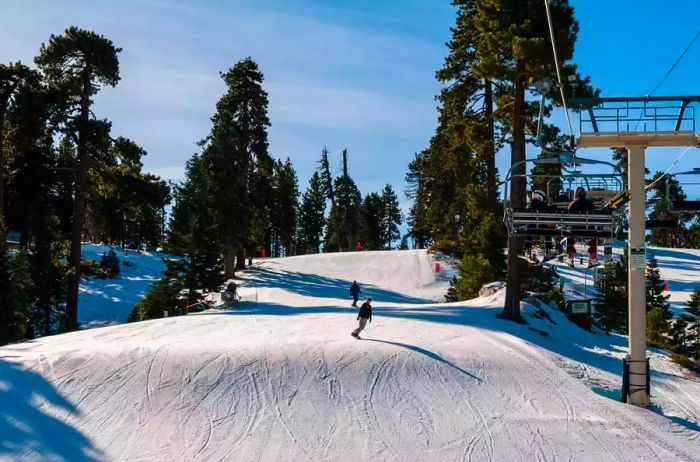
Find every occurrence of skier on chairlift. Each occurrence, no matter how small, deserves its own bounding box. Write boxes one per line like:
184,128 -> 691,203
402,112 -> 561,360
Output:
527,190 -> 555,256
568,186 -> 595,212
566,187 -> 598,267
530,189 -> 554,212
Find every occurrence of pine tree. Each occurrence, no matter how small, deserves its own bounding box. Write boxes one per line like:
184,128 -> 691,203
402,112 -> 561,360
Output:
270,158 -> 299,257
4,68 -> 55,248
297,171 -> 326,254
473,0 -> 594,321
646,255 -> 672,347
0,215 -> 33,345
167,155 -> 224,292
684,288 -> 700,360
593,259 -> 628,334
85,137 -> 170,248
36,27 -> 122,331
129,258 -> 185,322
669,315 -> 692,356
455,209 -> 506,299
404,151 -> 432,248
360,192 -> 383,250
31,215 -> 67,336
647,172 -> 688,247
318,146 -> 334,206
199,57 -> 271,276
0,63 -> 35,211
380,184 -> 402,250
326,150 -> 362,251
0,214 -> 19,344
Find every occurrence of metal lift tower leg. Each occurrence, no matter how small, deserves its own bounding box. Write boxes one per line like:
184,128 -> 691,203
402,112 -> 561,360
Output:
627,144 -> 650,407
572,94 -> 700,408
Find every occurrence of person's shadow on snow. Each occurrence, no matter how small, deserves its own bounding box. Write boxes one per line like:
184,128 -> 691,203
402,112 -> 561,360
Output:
360,339 -> 482,382
0,358 -> 102,461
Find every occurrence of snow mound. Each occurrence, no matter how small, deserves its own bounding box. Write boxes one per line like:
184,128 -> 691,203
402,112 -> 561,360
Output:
1,249 -> 699,461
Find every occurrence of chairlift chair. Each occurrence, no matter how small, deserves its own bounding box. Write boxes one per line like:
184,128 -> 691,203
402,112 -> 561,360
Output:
503,154 -> 625,240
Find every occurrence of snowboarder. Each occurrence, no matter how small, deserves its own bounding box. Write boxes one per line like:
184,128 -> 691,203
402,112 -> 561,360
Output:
351,298 -> 372,339
350,280 -> 361,307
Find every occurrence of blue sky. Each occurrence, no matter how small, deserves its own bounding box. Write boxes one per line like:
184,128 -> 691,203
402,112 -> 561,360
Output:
2,0 -> 700,211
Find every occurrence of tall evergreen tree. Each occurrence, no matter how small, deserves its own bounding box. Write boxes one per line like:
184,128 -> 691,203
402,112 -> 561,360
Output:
647,172 -> 688,247
646,254 -> 672,346
36,27 -> 121,330
0,215 -> 34,345
361,192 -> 383,250
405,151 -> 432,248
684,288 -> 700,361
0,63 -> 34,212
270,158 -> 299,257
199,57 -> 271,276
297,171 -> 326,254
593,259 -> 628,334
167,155 -> 224,292
85,137 -> 170,248
4,67 -> 57,248
380,184 -> 402,249
472,0 -> 593,321
326,150 -> 361,251
318,146 -> 334,206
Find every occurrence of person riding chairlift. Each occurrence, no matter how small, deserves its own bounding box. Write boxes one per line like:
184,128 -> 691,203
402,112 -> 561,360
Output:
530,189 -> 553,212
568,186 -> 595,213
528,190 -> 555,253
566,187 -> 598,267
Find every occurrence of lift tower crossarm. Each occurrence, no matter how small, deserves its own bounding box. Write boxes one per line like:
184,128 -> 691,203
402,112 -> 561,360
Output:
570,96 -> 700,137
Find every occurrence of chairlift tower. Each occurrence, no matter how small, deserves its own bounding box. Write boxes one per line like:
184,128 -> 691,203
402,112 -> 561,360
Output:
570,95 -> 700,407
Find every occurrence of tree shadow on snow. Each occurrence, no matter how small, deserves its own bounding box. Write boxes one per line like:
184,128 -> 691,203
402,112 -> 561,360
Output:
0,359 -> 102,461
202,300 -> 700,432
241,266 -> 431,304
361,338 -> 482,382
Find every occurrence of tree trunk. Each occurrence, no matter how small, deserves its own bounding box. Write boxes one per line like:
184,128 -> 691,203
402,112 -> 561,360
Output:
484,79 -> 497,210
224,245 -> 236,279
502,60 -> 527,322
236,247 -> 246,270
0,112 -> 5,213
65,159 -> 88,331
65,71 -> 92,331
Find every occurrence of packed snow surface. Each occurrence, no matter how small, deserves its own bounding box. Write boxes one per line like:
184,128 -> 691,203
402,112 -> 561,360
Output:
2,249 -> 700,461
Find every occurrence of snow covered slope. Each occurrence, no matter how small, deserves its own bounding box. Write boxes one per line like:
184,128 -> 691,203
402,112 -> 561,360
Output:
78,244 -> 166,327
2,249 -> 699,461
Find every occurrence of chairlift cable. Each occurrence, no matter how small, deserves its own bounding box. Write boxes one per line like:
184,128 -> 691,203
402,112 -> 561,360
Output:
644,146 -> 692,191
633,27 -> 700,131
543,0 -> 574,138
649,28 -> 700,96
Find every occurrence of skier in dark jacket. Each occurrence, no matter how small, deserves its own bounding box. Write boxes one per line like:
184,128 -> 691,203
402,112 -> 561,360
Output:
351,298 -> 372,339
350,280 -> 361,307
567,187 -> 598,266
568,187 -> 595,212
530,190 -> 554,212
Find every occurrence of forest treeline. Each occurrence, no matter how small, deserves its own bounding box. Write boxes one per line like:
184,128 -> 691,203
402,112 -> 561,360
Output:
0,31 -> 402,341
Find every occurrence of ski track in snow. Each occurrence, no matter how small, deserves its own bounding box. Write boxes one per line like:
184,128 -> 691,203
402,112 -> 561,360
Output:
1,249 -> 700,461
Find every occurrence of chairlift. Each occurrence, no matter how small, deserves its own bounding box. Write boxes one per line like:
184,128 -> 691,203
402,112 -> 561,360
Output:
655,169 -> 700,215
503,155 -> 625,239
